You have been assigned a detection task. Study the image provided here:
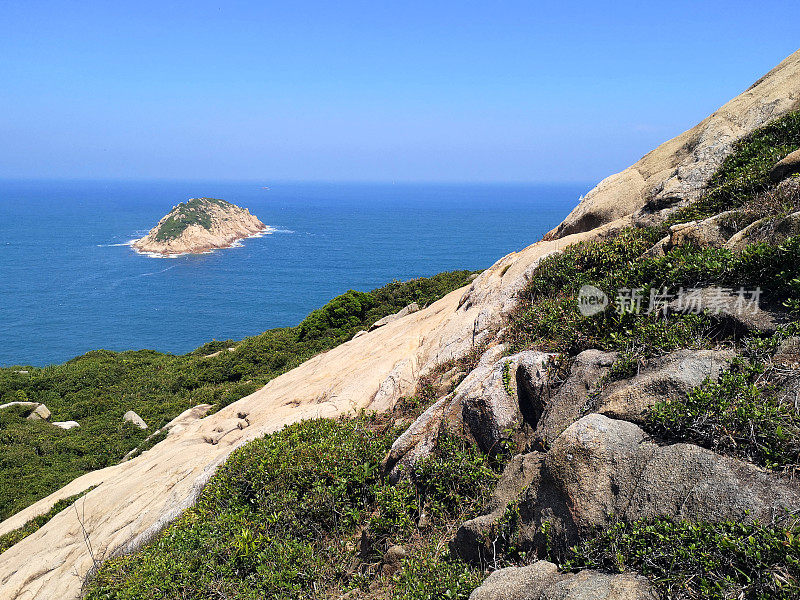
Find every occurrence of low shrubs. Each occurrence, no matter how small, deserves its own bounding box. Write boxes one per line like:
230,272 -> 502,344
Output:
670,110 -> 800,223
561,518 -> 800,600
86,414 -> 495,600
646,358 -> 800,472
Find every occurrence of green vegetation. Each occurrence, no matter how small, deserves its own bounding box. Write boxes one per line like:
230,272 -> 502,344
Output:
669,110 -> 800,223
647,358 -> 800,472
151,198 -> 230,241
505,227 -> 800,365
0,270 -> 474,521
560,518 -> 800,600
18,114 -> 800,598
0,486 -> 95,555
86,414 -> 496,599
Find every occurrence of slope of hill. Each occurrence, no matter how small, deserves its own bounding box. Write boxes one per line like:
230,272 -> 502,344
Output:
1,49 -> 800,600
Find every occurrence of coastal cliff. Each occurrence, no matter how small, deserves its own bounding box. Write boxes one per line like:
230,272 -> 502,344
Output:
2,49 -> 800,600
131,197 -> 267,255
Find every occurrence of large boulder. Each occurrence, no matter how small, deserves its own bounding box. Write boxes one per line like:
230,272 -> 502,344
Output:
595,349 -> 735,423
769,148 -> 800,183
469,560 -> 655,600
454,414 -> 800,562
451,452 -> 546,565
547,414 -> 800,536
26,403 -> 51,421
533,350 -> 617,446
384,346 -> 557,481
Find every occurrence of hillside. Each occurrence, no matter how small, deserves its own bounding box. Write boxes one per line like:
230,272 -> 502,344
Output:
131,197 -> 266,255
1,49 -> 800,600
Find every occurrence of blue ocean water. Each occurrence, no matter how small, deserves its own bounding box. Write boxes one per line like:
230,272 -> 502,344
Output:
0,180 -> 584,367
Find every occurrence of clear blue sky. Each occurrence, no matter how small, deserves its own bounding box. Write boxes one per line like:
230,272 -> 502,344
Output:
1,1 -> 798,183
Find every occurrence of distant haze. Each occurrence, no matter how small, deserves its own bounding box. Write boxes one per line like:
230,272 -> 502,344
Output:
0,1 -> 798,183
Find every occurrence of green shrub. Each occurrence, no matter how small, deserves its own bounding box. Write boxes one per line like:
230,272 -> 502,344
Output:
561,518 -> 800,600
646,360 -> 800,471
391,542 -> 485,600
87,416 -> 392,599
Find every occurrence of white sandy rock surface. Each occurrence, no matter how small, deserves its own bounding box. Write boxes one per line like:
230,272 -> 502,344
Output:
2,49 -> 800,600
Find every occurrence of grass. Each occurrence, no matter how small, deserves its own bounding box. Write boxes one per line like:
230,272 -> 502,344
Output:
0,270 -> 475,521
504,227 -> 800,363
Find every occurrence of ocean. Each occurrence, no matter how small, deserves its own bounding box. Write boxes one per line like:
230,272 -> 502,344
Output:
0,180 -> 584,367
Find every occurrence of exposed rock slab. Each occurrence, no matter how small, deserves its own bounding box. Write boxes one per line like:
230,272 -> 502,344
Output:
369,302 -> 420,331
546,50 -> 800,239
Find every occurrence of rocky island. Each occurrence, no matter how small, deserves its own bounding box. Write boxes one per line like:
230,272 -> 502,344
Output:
131,197 -> 267,255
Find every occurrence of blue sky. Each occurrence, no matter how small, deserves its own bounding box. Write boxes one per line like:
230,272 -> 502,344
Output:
1,1 -> 798,183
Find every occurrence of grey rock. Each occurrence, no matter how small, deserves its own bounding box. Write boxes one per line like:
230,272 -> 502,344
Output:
26,404 -> 51,421
123,410 -> 148,430
545,415 -> 800,538
596,349 -> 735,423
769,148 -> 800,183
52,421 -> 80,430
469,561 -> 655,600
534,350 -> 617,446
451,452 -> 545,565
665,211 -> 742,250
384,347 -> 557,480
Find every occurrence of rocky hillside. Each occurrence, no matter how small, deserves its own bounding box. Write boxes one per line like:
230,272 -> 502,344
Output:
1,50 -> 800,600
132,197 -> 266,255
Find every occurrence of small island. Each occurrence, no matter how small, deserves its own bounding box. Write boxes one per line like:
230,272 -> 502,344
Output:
132,197 -> 268,255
